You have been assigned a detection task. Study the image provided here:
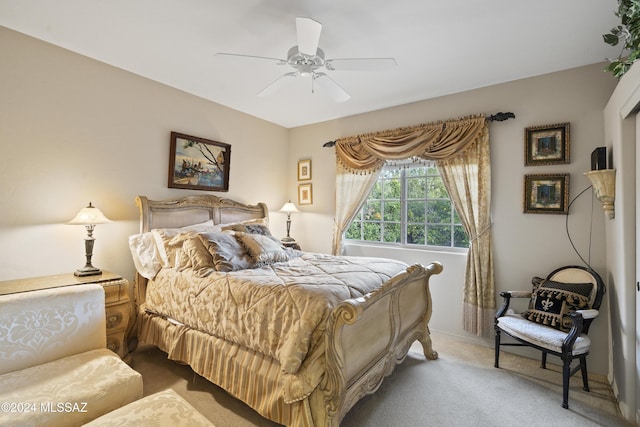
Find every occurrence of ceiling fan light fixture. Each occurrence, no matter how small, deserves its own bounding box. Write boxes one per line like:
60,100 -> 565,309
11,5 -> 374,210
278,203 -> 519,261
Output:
218,17 -> 396,101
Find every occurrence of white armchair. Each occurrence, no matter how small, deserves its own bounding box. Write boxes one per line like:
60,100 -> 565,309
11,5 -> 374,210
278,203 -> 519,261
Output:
494,265 -> 606,409
0,283 -> 143,426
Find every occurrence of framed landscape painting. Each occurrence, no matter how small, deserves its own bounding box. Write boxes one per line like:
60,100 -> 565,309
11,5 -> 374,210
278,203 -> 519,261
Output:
168,132 -> 231,192
523,173 -> 569,214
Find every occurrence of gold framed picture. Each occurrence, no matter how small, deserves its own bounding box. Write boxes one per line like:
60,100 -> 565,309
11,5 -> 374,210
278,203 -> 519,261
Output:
298,159 -> 312,181
524,123 -> 570,166
523,173 -> 569,214
298,183 -> 313,205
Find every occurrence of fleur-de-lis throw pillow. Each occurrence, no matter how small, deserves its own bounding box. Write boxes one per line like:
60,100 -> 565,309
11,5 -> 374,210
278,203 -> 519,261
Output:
522,279 -> 593,332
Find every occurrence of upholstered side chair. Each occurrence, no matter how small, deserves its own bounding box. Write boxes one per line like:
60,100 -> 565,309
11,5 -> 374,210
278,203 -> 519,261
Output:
494,265 -> 606,409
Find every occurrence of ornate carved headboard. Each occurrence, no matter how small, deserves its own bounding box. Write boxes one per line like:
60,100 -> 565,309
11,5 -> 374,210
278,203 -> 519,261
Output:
136,195 -> 269,233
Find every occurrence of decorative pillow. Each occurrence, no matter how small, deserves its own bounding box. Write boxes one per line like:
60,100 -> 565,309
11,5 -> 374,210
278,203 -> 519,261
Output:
522,279 -> 594,332
235,232 -> 290,266
128,232 -> 163,279
152,224 -> 222,267
198,230 -> 254,272
220,218 -> 270,234
527,276 -> 546,310
178,236 -> 216,277
224,223 -> 273,236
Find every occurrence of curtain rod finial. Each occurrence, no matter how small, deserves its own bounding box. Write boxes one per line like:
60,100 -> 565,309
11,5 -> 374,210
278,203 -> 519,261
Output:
487,112 -> 515,122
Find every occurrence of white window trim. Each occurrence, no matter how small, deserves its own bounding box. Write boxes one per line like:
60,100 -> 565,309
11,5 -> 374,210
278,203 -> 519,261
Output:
345,162 -> 469,250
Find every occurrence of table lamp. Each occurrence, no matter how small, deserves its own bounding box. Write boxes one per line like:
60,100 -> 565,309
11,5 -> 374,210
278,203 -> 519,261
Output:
67,202 -> 111,276
279,200 -> 300,243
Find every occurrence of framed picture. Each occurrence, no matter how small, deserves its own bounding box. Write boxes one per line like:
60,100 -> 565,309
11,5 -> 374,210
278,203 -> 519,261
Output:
298,183 -> 313,205
298,159 -> 312,181
168,132 -> 231,192
524,123 -> 570,166
523,173 -> 569,214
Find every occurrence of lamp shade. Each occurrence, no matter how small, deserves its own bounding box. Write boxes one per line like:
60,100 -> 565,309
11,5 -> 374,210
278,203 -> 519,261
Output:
279,201 -> 300,214
67,202 -> 111,225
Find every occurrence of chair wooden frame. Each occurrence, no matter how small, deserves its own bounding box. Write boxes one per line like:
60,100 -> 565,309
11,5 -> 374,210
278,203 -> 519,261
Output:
494,265 -> 606,409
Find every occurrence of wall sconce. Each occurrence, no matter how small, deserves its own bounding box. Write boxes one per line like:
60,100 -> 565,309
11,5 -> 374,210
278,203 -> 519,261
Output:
584,169 -> 616,219
279,200 -> 300,243
66,202 -> 111,276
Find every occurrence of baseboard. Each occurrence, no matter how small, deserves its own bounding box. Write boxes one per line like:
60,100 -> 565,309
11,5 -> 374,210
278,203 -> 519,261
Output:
609,373 -> 633,421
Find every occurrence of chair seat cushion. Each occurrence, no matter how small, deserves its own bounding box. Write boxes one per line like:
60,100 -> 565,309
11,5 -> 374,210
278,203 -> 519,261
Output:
0,348 -> 143,427
497,313 -> 590,355
84,389 -> 215,426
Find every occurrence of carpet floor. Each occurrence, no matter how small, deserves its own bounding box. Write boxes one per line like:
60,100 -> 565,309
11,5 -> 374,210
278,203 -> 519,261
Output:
129,331 -> 633,427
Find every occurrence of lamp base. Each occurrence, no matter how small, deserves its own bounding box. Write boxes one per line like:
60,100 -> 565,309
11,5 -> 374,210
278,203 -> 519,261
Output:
74,266 -> 102,277
281,236 -> 295,243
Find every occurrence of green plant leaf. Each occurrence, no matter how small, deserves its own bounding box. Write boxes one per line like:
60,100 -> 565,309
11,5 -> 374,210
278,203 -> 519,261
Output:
603,33 -> 620,45
603,1 -> 640,77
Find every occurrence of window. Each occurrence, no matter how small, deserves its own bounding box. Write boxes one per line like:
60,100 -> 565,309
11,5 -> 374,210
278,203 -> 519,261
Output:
345,163 -> 469,249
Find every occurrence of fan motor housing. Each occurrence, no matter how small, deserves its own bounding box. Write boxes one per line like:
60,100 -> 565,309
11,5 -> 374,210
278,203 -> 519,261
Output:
287,46 -> 325,75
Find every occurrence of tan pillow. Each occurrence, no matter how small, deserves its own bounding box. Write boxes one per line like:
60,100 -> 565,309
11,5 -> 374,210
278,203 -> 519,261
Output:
152,224 -> 221,267
181,237 -> 215,277
235,232 -> 290,266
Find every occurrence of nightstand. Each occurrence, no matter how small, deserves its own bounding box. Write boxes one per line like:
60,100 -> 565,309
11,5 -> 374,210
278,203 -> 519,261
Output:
0,271 -> 132,360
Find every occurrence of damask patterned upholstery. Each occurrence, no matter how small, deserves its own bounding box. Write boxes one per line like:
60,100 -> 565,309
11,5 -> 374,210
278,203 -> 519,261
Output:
84,389 -> 215,426
0,284 -> 143,426
0,284 -> 106,375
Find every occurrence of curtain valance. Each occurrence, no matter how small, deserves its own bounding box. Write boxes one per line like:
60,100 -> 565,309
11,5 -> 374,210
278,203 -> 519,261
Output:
335,115 -> 486,173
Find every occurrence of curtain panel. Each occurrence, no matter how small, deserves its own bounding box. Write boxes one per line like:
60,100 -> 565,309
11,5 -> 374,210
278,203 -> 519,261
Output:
332,114 -> 495,336
437,126 -> 495,336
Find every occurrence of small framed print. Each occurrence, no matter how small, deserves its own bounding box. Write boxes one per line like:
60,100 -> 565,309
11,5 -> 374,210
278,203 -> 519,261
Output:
169,132 -> 231,191
298,159 -> 312,181
523,173 -> 569,214
524,123 -> 570,166
298,183 -> 313,205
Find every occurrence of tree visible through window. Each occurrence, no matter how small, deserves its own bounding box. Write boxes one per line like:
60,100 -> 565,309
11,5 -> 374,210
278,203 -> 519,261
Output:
345,164 -> 469,248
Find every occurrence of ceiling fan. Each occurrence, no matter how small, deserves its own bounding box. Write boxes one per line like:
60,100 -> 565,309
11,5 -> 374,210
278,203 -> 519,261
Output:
216,17 -> 397,102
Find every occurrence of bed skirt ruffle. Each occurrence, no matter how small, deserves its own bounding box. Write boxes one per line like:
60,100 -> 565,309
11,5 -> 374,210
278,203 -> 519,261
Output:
138,310 -> 316,427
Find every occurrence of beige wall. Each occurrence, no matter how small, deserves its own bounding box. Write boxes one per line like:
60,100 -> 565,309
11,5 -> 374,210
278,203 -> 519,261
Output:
0,27 -> 289,281
0,26 -> 620,377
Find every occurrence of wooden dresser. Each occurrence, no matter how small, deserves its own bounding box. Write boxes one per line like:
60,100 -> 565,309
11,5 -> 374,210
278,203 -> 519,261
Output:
0,271 -> 132,359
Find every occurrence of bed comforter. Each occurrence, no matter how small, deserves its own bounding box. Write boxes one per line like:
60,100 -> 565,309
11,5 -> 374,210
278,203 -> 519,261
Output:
144,252 -> 408,401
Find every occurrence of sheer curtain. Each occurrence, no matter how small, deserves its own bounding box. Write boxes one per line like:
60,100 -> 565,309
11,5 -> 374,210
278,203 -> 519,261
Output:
332,161 -> 381,255
332,115 -> 495,336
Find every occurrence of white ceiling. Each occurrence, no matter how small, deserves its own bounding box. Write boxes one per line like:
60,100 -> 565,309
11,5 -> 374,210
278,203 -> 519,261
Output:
0,0 -> 621,128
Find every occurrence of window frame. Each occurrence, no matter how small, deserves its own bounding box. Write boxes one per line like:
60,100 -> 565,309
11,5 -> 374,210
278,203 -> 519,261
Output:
345,162 -> 469,252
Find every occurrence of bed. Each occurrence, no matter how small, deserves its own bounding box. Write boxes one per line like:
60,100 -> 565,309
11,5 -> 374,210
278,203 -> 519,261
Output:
131,194 -> 442,427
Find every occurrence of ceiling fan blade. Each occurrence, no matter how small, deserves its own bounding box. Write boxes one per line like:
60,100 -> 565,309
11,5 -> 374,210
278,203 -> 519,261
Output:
216,52 -> 286,65
257,72 -> 298,97
313,72 -> 350,102
325,58 -> 397,71
296,17 -> 322,56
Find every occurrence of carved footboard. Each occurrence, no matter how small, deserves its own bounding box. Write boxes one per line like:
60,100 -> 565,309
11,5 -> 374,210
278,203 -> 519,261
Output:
318,262 -> 443,427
